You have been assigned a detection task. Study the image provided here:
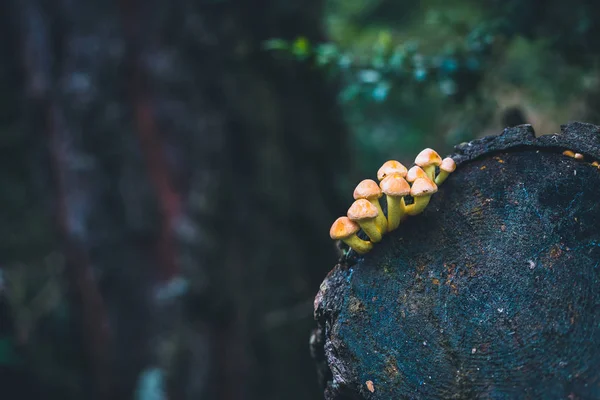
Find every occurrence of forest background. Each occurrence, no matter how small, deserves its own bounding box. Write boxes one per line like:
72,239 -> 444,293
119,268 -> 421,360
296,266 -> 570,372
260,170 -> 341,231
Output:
1,0 -> 599,399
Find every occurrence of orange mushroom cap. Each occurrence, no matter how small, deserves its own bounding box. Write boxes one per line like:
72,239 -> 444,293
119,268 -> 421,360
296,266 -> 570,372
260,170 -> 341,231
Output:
410,178 -> 438,197
380,174 -> 411,196
415,148 -> 442,168
440,157 -> 456,173
353,179 -> 383,200
329,217 -> 360,240
406,166 -> 429,182
377,160 -> 408,181
347,199 -> 379,221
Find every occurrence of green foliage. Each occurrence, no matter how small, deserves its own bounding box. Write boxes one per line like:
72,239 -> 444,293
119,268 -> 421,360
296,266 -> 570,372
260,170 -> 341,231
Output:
264,0 -> 600,177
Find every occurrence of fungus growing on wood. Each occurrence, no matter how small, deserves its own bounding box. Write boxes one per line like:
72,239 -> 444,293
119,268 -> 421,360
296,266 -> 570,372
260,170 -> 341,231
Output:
564,150 -> 584,160
353,179 -> 387,233
347,199 -> 382,243
406,166 -> 429,183
377,160 -> 408,181
415,148 -> 442,180
405,178 -> 438,216
435,157 -> 457,185
379,174 -> 411,232
329,217 -> 373,254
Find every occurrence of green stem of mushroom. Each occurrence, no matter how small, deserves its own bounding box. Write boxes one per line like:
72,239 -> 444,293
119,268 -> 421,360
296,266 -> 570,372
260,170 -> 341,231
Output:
435,171 -> 450,185
385,196 -> 406,232
405,196 -> 432,216
423,166 -> 436,181
343,235 -> 373,254
357,220 -> 383,243
370,200 -> 388,233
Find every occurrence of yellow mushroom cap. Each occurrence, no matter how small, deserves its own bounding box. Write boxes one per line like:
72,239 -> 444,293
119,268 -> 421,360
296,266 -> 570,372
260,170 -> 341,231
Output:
415,148 -> 442,168
410,178 -> 438,197
380,174 -> 411,196
347,199 -> 379,221
329,217 -> 360,240
377,160 -> 408,181
406,166 -> 429,182
353,179 -> 383,200
440,157 -> 456,173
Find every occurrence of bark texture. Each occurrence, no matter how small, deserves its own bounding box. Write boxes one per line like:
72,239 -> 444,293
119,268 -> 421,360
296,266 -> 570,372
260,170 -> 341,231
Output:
313,122 -> 600,399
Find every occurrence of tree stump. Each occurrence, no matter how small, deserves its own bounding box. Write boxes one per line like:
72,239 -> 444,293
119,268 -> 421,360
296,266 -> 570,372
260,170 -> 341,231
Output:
312,122 -> 600,399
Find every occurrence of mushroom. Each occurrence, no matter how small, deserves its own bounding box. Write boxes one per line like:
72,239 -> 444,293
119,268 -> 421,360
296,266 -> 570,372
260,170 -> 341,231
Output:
405,178 -> 438,216
330,216 -> 373,254
592,161 -> 599,168
415,148 -> 442,180
379,174 -> 411,232
347,199 -> 382,243
377,160 -> 408,181
406,166 -> 429,183
564,150 -> 584,160
353,179 -> 387,233
435,157 -> 457,185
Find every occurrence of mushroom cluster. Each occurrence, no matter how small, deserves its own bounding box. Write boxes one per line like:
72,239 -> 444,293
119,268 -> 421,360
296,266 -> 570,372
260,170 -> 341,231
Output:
330,148 -> 456,254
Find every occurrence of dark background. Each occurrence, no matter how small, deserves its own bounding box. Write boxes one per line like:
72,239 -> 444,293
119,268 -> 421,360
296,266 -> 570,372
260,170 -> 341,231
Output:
1,0 -> 600,399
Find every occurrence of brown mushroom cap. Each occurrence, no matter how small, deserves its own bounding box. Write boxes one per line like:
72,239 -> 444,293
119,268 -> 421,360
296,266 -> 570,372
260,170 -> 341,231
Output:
406,166 -> 429,182
353,179 -> 383,200
410,178 -> 438,196
377,160 -> 408,181
329,217 -> 360,240
440,157 -> 456,173
347,199 -> 379,220
380,174 -> 411,196
415,148 -> 442,168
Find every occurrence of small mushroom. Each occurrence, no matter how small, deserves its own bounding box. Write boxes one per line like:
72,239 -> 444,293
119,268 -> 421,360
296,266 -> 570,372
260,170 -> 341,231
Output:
574,153 -> 584,160
563,150 -> 575,158
380,174 -> 411,232
353,179 -> 387,233
406,166 -> 429,183
377,160 -> 408,181
405,178 -> 438,216
435,157 -> 457,185
415,148 -> 442,180
330,217 -> 373,254
348,199 -> 382,243
592,161 -> 599,168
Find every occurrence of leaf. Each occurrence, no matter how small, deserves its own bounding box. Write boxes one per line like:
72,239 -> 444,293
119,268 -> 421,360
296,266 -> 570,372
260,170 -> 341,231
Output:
292,37 -> 311,59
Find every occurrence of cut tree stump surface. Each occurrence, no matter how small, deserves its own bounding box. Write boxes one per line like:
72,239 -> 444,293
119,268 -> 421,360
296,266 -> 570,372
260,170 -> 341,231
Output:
313,122 -> 600,399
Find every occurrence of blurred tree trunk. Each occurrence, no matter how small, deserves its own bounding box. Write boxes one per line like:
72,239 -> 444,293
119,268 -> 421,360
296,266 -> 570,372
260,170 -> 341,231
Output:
2,0 -> 349,399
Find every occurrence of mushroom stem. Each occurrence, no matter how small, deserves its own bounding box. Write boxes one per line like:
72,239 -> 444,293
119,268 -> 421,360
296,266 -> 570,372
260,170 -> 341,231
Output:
342,235 -> 373,254
405,177 -> 437,216
370,199 -> 388,233
386,195 -> 407,232
405,195 -> 431,216
435,170 -> 450,185
435,157 -> 456,186
422,165 -> 435,181
347,199 -> 383,243
359,219 -> 382,242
